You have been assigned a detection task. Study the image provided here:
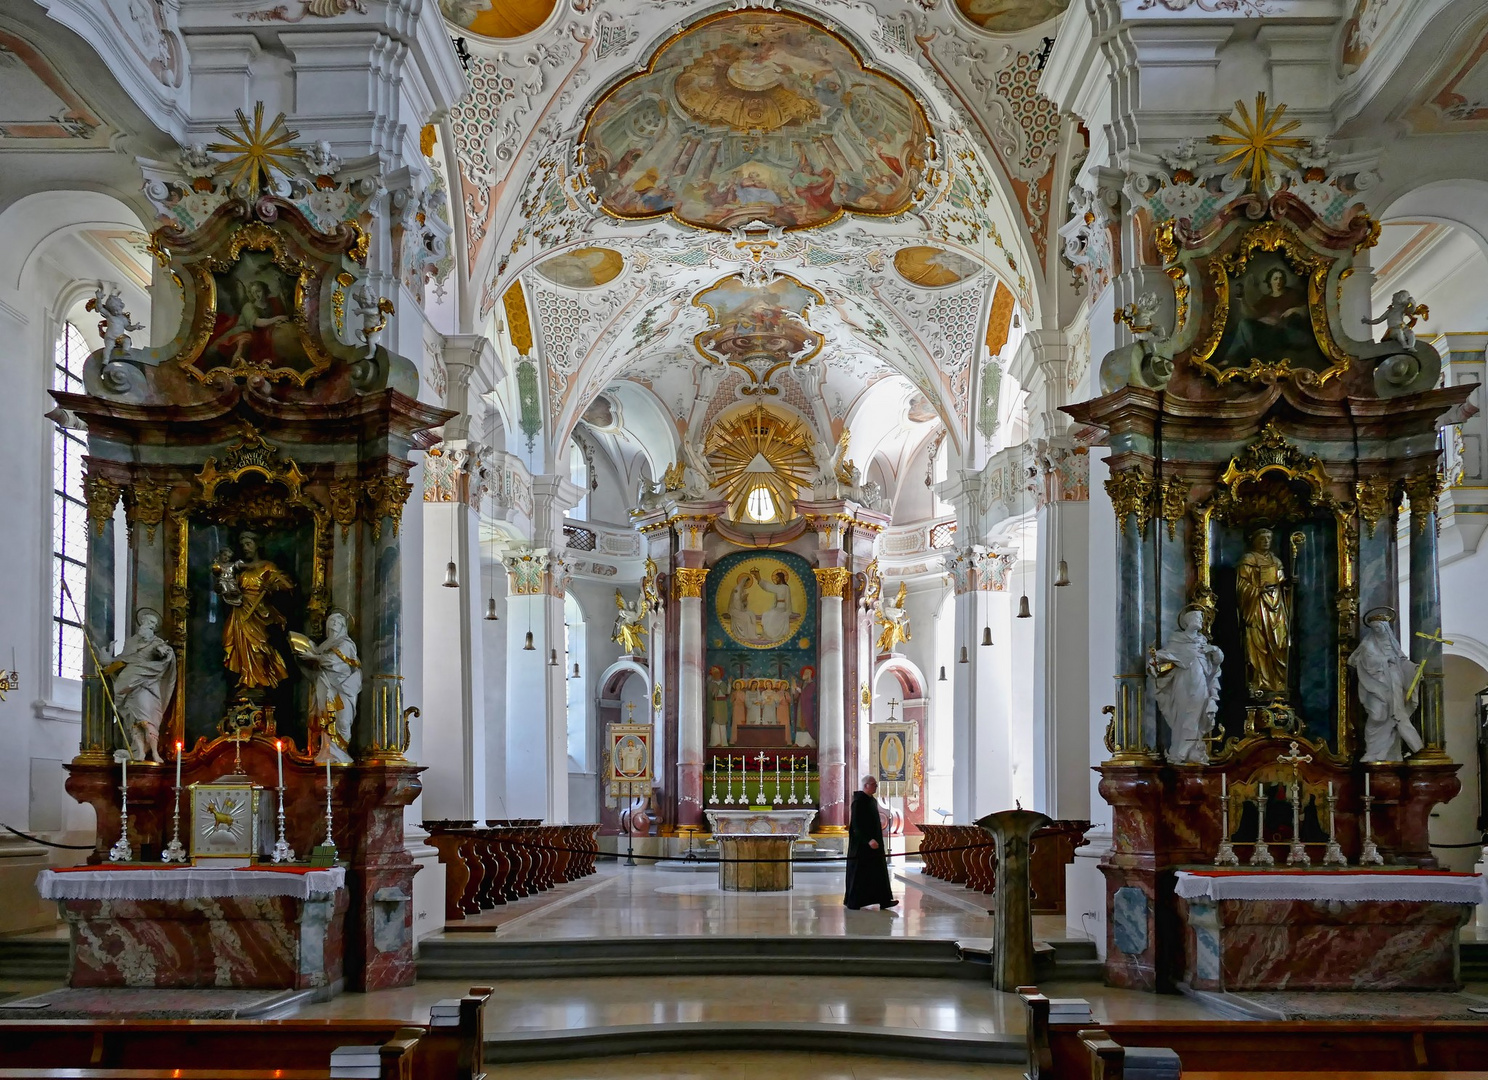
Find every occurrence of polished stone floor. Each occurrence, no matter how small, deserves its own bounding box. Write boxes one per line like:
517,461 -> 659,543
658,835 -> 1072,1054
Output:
482,1052 -> 1029,1080
440,863 -> 1012,941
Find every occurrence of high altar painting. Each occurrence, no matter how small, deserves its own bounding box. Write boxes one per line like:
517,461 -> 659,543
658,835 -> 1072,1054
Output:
705,550 -> 818,751
581,11 -> 931,231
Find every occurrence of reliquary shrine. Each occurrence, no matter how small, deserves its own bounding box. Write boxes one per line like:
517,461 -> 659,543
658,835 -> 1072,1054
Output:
1065,184 -> 1477,993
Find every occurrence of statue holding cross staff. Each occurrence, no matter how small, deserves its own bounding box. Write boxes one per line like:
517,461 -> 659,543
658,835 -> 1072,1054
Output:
1349,607 -> 1436,762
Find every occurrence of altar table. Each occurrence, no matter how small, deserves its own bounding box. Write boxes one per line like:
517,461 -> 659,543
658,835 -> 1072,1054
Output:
705,808 -> 816,839
37,866 -> 347,991
1175,869 -> 1484,992
717,836 -> 793,892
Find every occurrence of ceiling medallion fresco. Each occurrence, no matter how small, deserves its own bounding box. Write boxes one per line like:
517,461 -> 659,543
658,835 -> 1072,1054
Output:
693,274 -> 824,389
893,246 -> 981,287
536,247 -> 625,288
952,0 -> 1072,34
580,11 -> 933,232
438,0 -> 556,38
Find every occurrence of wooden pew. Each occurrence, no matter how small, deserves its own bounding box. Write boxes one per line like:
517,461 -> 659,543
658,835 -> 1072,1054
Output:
1020,988 -> 1488,1079
0,987 -> 490,1080
917,821 -> 1090,913
424,821 -> 599,921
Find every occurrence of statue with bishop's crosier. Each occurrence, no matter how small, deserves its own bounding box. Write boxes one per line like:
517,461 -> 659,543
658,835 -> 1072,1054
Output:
1236,527 -> 1292,700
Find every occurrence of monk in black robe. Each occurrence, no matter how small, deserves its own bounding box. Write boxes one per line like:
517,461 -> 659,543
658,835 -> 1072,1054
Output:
844,775 -> 898,910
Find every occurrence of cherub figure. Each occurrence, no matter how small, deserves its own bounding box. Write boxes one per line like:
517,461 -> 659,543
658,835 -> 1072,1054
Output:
1363,289 -> 1428,351
613,589 -> 648,656
351,284 -> 394,359
874,580 -> 911,655
212,548 -> 246,605
86,287 -> 143,354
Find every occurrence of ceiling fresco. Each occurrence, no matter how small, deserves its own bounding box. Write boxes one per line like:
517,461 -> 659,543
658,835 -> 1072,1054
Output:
580,11 -> 933,231
438,0 -> 556,38
952,0 -> 1072,34
894,246 -> 981,287
537,247 -> 625,288
693,274 -> 824,369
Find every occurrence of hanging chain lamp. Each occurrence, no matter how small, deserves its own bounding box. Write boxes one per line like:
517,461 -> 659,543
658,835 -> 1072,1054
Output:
572,662 -> 581,679
549,648 -> 559,667
522,630 -> 535,651
958,645 -> 969,664
1054,559 -> 1071,587
485,597 -> 499,621
442,560 -> 459,588
938,665 -> 947,682
1017,594 -> 1032,619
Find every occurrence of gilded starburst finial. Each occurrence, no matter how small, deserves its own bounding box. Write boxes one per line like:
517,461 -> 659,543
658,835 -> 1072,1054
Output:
1207,92 -> 1308,195
207,102 -> 302,195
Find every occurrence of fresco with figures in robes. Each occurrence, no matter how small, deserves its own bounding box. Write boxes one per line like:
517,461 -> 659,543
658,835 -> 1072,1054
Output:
705,550 -> 818,753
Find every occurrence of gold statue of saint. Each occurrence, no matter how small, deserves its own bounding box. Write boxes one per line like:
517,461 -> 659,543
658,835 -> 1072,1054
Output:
213,531 -> 294,693
1236,528 -> 1290,698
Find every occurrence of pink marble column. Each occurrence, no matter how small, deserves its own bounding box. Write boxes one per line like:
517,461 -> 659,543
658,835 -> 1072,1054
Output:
675,566 -> 708,828
815,568 -> 849,829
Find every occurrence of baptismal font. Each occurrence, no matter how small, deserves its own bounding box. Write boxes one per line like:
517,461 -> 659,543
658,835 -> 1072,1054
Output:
1066,112 -> 1475,991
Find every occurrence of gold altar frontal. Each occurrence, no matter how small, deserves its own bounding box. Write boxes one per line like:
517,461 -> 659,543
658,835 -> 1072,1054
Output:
717,835 -> 794,892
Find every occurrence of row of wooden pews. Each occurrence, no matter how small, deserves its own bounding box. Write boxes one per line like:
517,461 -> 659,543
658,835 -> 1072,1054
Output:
918,820 -> 1090,913
423,820 -> 600,922
1020,987 -> 1488,1079
0,988 -> 490,1080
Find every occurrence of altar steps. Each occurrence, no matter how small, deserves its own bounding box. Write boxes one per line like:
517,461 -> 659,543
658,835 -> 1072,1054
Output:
1461,939 -> 1488,981
0,936 -> 68,982
482,1021 -> 1025,1065
418,935 -> 982,980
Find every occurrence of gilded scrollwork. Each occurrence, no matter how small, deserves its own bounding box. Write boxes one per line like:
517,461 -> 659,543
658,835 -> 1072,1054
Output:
673,566 -> 709,600
1105,467 -> 1154,537
366,475 -> 415,540
1403,470 -> 1442,531
84,474 -> 122,537
127,476 -> 169,544
1159,475 -> 1188,540
328,478 -> 360,540
1355,476 -> 1399,538
813,566 -> 851,599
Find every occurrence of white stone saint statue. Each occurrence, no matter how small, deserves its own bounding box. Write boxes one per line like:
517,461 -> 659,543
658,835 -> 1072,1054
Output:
106,608 -> 176,763
1148,608 -> 1223,765
297,611 -> 363,764
1350,607 -> 1424,762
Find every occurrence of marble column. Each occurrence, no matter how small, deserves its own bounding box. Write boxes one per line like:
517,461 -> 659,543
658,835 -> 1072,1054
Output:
1105,466 -> 1156,758
674,564 -> 708,829
949,549 -> 1015,823
81,471 -> 120,761
1406,471 -> 1447,755
815,566 -> 851,829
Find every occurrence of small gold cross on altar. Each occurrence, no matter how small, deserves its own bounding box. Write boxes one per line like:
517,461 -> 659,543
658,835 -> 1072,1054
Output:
625,701 -> 636,722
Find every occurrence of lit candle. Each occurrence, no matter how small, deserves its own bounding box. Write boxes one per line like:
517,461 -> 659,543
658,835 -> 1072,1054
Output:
276,739 -> 284,790
1364,772 -> 1370,797
175,741 -> 183,790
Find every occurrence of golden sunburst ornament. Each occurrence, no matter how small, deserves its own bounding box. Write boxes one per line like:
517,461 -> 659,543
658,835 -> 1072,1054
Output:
207,102 -> 302,195
1207,92 -> 1307,195
706,405 -> 816,525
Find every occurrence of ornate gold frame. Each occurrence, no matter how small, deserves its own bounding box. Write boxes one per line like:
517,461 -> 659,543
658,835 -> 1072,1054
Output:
1188,426 -> 1357,763
1181,220 -> 1351,387
178,222 -> 335,386
168,429 -> 333,755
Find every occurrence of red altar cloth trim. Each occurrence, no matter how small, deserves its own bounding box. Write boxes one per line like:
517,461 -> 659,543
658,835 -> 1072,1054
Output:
1175,869 -> 1486,905
36,865 -> 346,902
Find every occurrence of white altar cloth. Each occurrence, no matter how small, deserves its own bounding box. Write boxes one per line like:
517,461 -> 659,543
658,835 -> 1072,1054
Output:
37,866 -> 346,902
1175,870 -> 1486,905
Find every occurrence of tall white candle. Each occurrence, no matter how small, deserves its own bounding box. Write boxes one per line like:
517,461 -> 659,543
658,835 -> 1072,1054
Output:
175,741 -> 183,789
1365,772 -> 1370,797
1221,773 -> 1227,798
1328,780 -> 1333,798
276,739 -> 284,789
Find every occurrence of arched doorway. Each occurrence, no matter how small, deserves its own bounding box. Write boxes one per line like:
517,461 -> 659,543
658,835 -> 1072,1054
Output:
871,655 -> 927,836
596,659 -> 652,836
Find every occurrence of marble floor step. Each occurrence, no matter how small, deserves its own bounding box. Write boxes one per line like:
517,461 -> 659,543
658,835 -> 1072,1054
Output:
484,1021 -> 1025,1065
419,935 -> 982,980
0,937 -> 69,981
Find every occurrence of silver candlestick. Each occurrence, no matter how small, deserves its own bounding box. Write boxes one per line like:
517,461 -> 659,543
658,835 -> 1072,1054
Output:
161,783 -> 187,863
1249,789 -> 1275,867
1322,786 -> 1347,866
710,758 -> 719,806
755,751 -> 767,805
725,755 -> 735,804
787,755 -> 799,806
108,749 -> 133,863
321,767 -> 338,861
1359,791 -> 1384,866
1214,776 -> 1239,867
773,755 -> 782,806
271,785 -> 295,863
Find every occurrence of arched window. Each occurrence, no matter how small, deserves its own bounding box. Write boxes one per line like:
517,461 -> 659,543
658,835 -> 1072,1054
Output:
51,322 -> 89,681
745,483 -> 777,523
565,593 -> 588,772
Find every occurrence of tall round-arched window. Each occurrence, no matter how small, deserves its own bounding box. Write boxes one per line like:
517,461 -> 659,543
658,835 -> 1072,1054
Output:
745,483 -> 777,523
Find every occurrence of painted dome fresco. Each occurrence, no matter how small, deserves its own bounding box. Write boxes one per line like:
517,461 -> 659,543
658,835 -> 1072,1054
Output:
580,11 -> 933,231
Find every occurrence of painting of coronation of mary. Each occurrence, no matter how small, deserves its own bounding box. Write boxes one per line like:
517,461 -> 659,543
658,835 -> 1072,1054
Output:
1215,254 -> 1327,372
719,560 -> 806,649
204,252 -> 309,371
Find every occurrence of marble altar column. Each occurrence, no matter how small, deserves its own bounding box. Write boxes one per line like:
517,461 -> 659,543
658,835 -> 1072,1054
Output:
1406,471 -> 1447,755
80,471 -> 121,761
1105,466 -> 1157,759
978,807 -> 1053,990
674,562 -> 708,830
815,566 -> 851,829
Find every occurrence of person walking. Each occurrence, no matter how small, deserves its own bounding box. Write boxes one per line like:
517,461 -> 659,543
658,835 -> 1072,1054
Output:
844,775 -> 898,910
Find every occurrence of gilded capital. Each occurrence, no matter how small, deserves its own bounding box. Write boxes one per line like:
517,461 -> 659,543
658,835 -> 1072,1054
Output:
84,474 -> 122,537
1354,477 -> 1399,538
1105,467 -> 1153,536
674,566 -> 708,599
125,476 -> 169,544
1403,470 -> 1442,528
814,566 -> 851,598
366,475 -> 414,540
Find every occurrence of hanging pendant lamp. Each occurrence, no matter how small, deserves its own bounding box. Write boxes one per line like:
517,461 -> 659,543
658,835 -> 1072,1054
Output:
958,646 -> 969,665
442,560 -> 459,588
981,625 -> 993,647
522,631 -> 535,651
938,665 -> 947,682
1017,594 -> 1032,619
549,649 -> 559,667
1054,559 -> 1071,587
572,662 -> 581,679
484,597 -> 499,621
